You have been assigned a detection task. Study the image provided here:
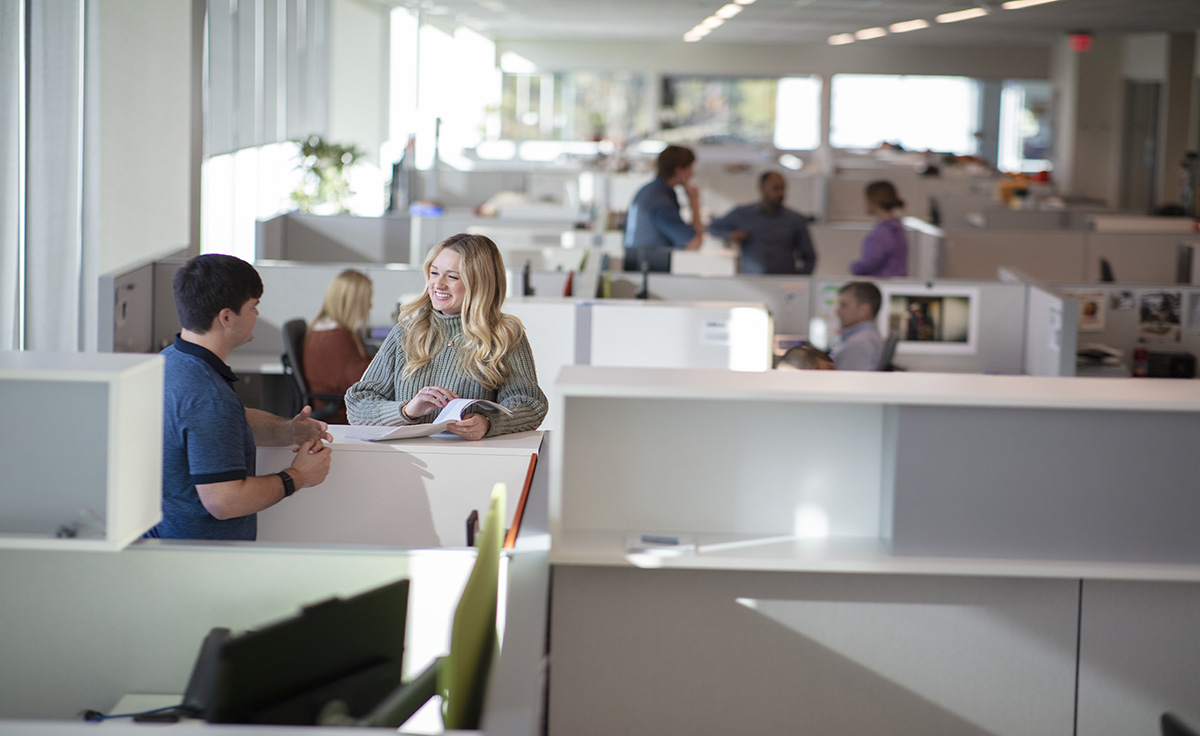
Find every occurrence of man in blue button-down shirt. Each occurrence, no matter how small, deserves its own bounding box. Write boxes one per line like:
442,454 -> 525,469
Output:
623,145 -> 703,272
709,171 -> 817,275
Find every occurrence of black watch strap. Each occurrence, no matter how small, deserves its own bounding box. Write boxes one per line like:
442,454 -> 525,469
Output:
276,470 -> 295,497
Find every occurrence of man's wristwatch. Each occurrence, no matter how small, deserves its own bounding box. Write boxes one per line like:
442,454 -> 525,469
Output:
276,470 -> 295,497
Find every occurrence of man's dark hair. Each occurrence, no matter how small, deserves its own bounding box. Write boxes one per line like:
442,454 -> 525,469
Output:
777,344 -> 833,370
656,145 -> 696,180
173,254 -> 263,333
839,281 -> 882,317
759,170 -> 783,188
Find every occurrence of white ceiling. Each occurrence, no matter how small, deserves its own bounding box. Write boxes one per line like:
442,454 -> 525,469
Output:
394,0 -> 1200,48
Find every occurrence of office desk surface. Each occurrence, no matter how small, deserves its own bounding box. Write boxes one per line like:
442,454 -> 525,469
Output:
256,428 -> 543,548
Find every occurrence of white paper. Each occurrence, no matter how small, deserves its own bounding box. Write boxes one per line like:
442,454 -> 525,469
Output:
344,398 -> 513,442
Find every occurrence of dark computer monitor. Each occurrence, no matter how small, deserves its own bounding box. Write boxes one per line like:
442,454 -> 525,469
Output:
199,578 -> 410,725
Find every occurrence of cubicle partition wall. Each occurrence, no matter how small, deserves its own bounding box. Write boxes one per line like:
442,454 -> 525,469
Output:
256,212 -> 411,264
1024,285 -> 1078,377
99,250 -> 189,354
1053,282 -> 1200,373
810,277 -> 1030,375
546,366 -> 1200,736
943,227 -> 1196,285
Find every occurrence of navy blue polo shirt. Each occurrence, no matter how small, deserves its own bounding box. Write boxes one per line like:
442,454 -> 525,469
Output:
145,336 -> 257,540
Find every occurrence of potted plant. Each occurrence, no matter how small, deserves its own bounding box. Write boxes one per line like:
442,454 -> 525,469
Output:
291,135 -> 364,214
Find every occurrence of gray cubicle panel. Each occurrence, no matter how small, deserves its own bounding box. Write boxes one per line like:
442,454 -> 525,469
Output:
234,262 -> 428,356
1055,282 -> 1200,366
255,212 -> 411,264
605,273 -> 812,337
942,228 -> 1090,282
1077,581 -> 1200,736
1085,232 -> 1190,285
0,545 -> 476,720
98,261 -> 155,353
811,278 -> 1028,374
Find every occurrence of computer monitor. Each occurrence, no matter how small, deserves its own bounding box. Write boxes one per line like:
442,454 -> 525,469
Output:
200,578 -> 410,725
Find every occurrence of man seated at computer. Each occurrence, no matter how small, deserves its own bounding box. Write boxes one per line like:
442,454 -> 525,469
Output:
623,144 -> 702,273
831,281 -> 884,371
708,171 -> 816,275
145,254 -> 333,541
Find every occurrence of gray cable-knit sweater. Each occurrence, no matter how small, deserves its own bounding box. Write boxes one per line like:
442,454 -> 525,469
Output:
345,311 -> 548,436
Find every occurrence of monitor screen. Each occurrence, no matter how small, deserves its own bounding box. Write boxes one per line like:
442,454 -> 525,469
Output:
203,578 -> 409,725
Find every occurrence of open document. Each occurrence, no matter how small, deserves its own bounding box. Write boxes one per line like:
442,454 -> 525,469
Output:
344,398 -> 514,441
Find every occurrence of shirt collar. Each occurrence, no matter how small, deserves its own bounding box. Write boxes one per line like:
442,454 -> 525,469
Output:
173,334 -> 239,384
840,321 -> 875,339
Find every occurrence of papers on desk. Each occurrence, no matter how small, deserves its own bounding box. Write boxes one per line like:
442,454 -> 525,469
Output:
344,398 -> 513,442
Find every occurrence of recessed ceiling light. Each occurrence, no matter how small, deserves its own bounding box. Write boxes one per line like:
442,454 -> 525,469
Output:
889,19 -> 930,33
854,26 -> 887,40
1002,0 -> 1059,7
827,33 -> 856,45
684,34 -> 703,42
735,0 -> 756,4
936,7 -> 989,22
716,3 -> 743,18
701,16 -> 724,28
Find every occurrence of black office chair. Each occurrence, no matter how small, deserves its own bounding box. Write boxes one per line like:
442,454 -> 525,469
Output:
1099,257 -> 1115,283
1163,713 -> 1200,736
875,331 -> 901,371
281,318 -> 344,421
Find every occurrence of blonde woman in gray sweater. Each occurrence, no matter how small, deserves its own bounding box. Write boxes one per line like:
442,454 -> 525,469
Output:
345,233 -> 548,439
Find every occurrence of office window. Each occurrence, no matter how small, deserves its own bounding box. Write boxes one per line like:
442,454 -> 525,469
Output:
499,71 -> 645,142
998,80 -> 1053,173
774,76 -> 822,151
659,75 -> 820,150
830,74 -> 980,154
660,76 -> 774,146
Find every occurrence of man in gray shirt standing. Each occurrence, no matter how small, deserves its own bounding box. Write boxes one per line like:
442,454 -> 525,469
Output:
708,171 -> 816,275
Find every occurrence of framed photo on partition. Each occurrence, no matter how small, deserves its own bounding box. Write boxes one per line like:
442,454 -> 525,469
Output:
1066,289 -> 1107,332
878,285 -> 980,355
1138,290 -> 1182,343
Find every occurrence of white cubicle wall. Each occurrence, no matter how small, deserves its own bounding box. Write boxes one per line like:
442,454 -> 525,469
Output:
546,366 -> 1200,736
1024,285 -> 1078,377
0,352 -> 163,550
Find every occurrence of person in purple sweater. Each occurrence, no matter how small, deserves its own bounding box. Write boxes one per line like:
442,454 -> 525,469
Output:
850,180 -> 908,277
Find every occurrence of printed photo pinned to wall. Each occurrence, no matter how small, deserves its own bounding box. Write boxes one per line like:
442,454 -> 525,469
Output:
1187,293 -> 1200,335
1110,290 -> 1135,311
1138,291 -> 1182,343
878,285 -> 980,355
1068,290 -> 1107,332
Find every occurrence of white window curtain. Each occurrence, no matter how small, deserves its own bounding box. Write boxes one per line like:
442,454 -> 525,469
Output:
0,0 -> 85,352
0,0 -> 23,350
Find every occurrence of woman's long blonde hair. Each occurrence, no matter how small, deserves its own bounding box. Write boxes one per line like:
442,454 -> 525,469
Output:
313,269 -> 373,356
397,234 -> 523,389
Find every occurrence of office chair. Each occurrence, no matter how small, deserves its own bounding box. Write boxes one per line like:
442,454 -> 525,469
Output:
875,331 -> 900,371
1099,257 -> 1115,283
280,318 -> 345,421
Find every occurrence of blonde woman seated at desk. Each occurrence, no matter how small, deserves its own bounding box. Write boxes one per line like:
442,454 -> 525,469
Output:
346,233 -> 548,440
304,269 -> 374,424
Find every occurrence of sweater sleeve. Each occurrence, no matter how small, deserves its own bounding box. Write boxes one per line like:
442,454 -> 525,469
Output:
345,325 -> 410,426
476,332 -> 549,437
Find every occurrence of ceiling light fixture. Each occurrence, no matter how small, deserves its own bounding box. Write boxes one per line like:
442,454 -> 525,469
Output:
888,19 -> 930,32
827,33 -> 856,45
1002,0 -> 1060,7
716,3 -> 743,18
936,6 -> 989,22
854,26 -> 888,40
701,15 -> 724,28
734,0 -> 756,4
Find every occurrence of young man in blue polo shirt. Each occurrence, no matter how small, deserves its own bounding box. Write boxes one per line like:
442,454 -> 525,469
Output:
145,254 -> 332,541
